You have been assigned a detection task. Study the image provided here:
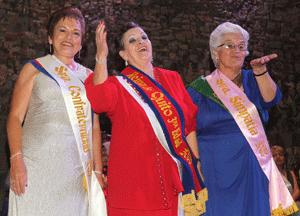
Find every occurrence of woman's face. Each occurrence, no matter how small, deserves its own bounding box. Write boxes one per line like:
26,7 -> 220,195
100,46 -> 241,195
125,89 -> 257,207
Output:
214,32 -> 246,72
48,17 -> 82,59
272,147 -> 285,167
119,27 -> 152,67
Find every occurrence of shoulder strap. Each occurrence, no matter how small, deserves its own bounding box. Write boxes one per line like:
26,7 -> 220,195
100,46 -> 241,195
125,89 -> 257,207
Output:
27,59 -> 58,85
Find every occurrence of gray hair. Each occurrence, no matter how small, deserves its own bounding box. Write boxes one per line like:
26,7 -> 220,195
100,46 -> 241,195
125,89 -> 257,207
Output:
209,22 -> 250,68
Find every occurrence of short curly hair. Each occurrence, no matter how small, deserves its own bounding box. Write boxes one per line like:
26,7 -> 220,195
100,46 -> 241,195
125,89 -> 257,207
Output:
209,22 -> 249,68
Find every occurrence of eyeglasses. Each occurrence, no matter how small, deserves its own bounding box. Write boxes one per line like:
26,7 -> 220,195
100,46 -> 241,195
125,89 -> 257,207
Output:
218,41 -> 247,51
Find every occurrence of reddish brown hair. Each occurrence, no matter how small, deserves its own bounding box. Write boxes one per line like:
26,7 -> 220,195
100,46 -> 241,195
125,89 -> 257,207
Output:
46,6 -> 86,43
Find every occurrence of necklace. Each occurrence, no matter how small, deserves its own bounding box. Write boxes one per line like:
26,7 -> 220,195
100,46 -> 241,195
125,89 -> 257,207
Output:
231,72 -> 243,88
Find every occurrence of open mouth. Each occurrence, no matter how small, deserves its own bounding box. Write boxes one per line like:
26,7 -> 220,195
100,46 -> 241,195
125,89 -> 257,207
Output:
62,42 -> 73,47
138,47 -> 147,52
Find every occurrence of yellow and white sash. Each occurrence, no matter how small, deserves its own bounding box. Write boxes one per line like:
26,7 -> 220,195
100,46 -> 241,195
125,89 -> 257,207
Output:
34,55 -> 107,216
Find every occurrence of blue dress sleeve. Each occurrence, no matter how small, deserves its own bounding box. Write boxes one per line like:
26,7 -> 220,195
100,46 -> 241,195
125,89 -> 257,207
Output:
243,69 -> 282,124
187,86 -> 206,131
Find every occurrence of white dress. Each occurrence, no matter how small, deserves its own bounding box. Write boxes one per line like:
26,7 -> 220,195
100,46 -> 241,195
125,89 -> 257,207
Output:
8,62 -> 89,216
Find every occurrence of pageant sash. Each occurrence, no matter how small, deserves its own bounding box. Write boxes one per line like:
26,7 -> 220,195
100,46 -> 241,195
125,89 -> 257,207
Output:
116,76 -> 185,216
117,66 -> 208,216
198,69 -> 298,215
189,75 -> 228,111
29,55 -> 107,216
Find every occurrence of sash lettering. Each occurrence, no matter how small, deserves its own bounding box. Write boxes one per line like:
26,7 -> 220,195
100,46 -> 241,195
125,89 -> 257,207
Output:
31,55 -> 107,216
117,66 -> 208,215
204,69 -> 297,215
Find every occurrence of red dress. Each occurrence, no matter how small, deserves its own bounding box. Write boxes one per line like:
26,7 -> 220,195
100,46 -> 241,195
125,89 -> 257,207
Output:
85,68 -> 198,215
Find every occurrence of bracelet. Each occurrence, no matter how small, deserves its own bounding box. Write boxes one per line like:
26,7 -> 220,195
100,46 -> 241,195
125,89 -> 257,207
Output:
254,70 -> 268,77
95,56 -> 107,65
196,158 -> 201,163
94,170 -> 102,175
10,152 -> 22,160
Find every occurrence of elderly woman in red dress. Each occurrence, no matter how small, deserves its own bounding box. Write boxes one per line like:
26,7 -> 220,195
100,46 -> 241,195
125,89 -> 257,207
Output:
85,22 -> 206,215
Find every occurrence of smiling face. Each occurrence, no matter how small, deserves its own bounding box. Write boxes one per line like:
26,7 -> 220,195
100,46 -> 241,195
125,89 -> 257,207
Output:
214,32 -> 246,72
119,27 -> 152,68
48,17 -> 82,60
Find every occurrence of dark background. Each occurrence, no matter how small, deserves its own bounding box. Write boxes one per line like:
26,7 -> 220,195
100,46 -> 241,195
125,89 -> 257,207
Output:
1,0 -> 300,211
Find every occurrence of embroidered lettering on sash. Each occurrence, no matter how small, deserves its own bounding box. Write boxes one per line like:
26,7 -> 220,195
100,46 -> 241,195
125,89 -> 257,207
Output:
55,66 -> 71,82
122,68 -> 200,176
150,92 -> 173,116
204,69 -> 298,215
69,86 -> 90,153
127,71 -> 151,89
119,67 -> 207,215
85,160 -> 92,177
216,79 -> 230,95
32,55 -> 107,215
229,96 -> 258,136
180,148 -> 192,165
213,93 -> 219,99
255,141 -> 269,157
172,128 -> 183,148
167,117 -> 179,128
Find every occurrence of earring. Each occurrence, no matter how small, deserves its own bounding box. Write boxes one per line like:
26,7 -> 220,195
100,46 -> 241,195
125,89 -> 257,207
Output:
125,59 -> 128,66
78,50 -> 80,58
50,44 -> 52,53
150,57 -> 154,64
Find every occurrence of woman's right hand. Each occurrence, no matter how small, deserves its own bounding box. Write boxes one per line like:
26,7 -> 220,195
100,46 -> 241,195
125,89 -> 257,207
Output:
95,172 -> 105,189
10,155 -> 28,196
6,63 -> 38,196
95,22 -> 108,61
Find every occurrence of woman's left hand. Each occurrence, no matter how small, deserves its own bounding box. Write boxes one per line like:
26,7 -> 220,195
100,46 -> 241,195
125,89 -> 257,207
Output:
197,162 -> 205,182
250,54 -> 278,75
95,22 -> 108,60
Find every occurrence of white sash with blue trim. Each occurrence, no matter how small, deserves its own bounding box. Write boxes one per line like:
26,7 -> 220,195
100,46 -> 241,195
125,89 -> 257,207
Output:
34,55 -> 107,216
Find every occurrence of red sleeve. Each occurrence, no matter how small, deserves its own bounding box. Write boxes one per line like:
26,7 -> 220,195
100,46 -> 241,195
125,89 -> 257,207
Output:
84,73 -> 118,114
157,68 -> 198,136
173,72 -> 198,135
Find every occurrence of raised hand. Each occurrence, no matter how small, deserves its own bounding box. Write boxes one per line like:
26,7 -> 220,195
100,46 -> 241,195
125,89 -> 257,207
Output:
250,54 -> 278,75
95,22 -> 108,62
93,22 -> 109,85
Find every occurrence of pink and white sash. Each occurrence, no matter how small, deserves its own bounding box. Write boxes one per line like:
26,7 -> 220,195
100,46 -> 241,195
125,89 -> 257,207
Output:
206,69 -> 298,215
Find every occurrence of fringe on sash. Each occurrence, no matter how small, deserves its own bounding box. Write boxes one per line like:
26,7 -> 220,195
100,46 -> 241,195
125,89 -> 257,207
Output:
83,174 -> 88,193
182,188 -> 208,216
271,202 -> 299,216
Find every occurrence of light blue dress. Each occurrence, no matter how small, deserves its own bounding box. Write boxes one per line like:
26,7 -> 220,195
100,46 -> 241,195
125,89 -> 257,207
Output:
187,69 -> 282,216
